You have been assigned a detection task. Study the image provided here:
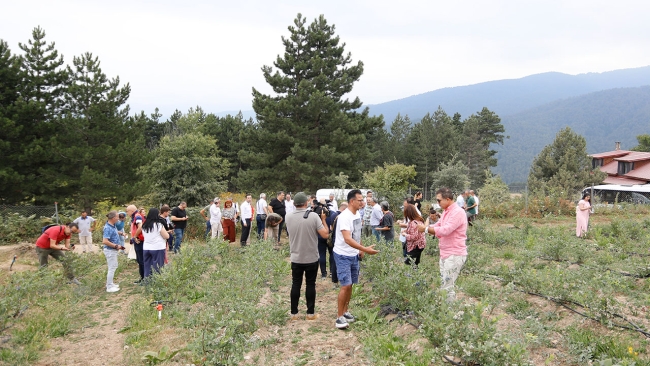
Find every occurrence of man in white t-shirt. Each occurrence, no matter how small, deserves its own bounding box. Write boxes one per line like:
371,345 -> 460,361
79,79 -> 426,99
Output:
456,191 -> 466,209
256,193 -> 269,239
333,189 -> 379,329
73,210 -> 97,253
284,193 -> 295,237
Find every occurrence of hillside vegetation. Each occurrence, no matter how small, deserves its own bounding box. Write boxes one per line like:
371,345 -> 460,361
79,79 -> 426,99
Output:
495,86 -> 650,183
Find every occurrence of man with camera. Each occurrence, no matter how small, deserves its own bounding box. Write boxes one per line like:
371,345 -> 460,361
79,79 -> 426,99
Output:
285,192 -> 330,320
35,222 -> 81,284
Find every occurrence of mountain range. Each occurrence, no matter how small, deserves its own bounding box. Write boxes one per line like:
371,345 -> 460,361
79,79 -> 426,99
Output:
366,66 -> 650,183
218,66 -> 650,184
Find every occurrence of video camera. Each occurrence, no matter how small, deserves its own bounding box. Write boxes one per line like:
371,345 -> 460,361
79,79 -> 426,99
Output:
303,199 -> 334,219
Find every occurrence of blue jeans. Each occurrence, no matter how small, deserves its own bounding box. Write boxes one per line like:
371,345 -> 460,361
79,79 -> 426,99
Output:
371,225 -> 380,242
256,214 -> 266,239
333,252 -> 359,286
173,228 -> 184,253
205,221 -> 211,240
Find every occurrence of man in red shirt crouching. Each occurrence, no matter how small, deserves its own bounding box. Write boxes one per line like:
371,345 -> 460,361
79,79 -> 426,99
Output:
35,223 -> 82,285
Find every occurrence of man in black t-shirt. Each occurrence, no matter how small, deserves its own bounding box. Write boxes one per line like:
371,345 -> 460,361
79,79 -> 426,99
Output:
170,202 -> 188,253
268,191 -> 286,242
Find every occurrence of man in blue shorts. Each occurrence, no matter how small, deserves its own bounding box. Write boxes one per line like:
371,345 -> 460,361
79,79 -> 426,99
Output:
333,189 -> 379,329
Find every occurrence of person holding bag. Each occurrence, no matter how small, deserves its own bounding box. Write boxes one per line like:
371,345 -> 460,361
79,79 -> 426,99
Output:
403,205 -> 426,266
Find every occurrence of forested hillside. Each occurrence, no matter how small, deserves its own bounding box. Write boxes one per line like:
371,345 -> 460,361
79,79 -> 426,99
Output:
368,66 -> 650,125
493,86 -> 650,183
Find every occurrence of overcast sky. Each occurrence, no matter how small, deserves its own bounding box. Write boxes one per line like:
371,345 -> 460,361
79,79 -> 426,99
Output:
2,0 -> 649,119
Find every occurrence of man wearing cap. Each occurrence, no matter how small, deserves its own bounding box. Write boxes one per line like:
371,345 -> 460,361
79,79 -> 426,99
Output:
285,192 -> 330,320
209,197 -> 223,239
103,211 -> 125,293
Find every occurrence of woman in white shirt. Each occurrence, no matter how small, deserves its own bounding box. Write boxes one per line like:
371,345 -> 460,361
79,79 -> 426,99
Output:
256,193 -> 269,239
142,208 -> 170,279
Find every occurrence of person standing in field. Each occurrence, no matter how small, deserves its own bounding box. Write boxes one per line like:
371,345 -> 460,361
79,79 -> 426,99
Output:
142,208 -> 170,278
375,201 -> 395,244
576,193 -> 592,237
240,194 -> 253,247
160,205 -> 174,252
418,187 -> 468,302
470,190 -> 479,218
35,223 -> 81,284
209,198 -> 223,239
200,198 -> 213,241
285,192 -> 330,321
256,193 -> 269,239
127,204 -> 146,284
465,190 -> 477,225
221,200 -> 237,243
268,191 -> 287,242
102,211 -> 125,292
116,212 -> 127,254
333,189 -> 379,329
73,210 -> 97,253
170,202 -> 188,253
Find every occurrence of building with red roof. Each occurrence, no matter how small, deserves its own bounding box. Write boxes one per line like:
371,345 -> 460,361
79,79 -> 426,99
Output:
590,142 -> 650,185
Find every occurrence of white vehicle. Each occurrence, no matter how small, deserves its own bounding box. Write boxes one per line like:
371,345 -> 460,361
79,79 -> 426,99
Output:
583,184 -> 650,204
315,188 -> 371,203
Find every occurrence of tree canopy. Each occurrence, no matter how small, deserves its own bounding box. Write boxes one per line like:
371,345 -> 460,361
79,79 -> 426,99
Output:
237,13 -> 384,192
528,127 -> 606,199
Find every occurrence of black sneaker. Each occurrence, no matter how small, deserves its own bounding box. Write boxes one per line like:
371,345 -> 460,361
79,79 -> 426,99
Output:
133,279 -> 142,285
335,316 -> 349,329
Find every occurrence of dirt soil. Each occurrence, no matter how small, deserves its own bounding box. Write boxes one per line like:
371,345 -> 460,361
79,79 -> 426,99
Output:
243,278 -> 372,365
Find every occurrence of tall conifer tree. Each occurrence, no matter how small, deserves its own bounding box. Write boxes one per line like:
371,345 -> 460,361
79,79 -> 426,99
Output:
10,27 -> 68,203
0,40 -> 23,202
238,14 -> 383,192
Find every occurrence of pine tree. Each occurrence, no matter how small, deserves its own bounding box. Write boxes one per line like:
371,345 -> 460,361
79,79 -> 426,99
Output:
237,14 -> 383,192
410,107 -> 460,198
7,27 -> 69,204
54,52 -> 135,212
387,113 -> 413,165
0,40 -> 23,202
460,107 -> 506,188
528,127 -> 606,199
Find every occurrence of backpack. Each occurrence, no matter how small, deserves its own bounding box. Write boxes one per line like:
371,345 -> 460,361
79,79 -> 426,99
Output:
327,216 -> 339,248
42,224 -> 63,235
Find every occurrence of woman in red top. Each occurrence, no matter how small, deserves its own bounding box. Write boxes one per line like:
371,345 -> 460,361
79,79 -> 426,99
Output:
403,205 -> 426,266
35,223 -> 81,284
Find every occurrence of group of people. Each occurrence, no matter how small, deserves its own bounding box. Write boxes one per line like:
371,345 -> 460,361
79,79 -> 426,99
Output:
34,187 -> 470,324
198,192 -> 294,247
287,187 -> 469,329
454,189 -> 480,224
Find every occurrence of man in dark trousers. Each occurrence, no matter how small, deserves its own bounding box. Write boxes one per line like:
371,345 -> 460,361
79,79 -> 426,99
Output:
285,192 -> 330,320
35,222 -> 81,284
170,201 -> 188,253
268,191 -> 287,242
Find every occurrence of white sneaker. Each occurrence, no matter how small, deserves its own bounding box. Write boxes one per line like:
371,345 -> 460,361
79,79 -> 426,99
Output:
106,285 -> 120,293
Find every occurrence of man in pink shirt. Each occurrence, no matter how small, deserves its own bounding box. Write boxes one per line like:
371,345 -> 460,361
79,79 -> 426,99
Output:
418,187 -> 468,301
